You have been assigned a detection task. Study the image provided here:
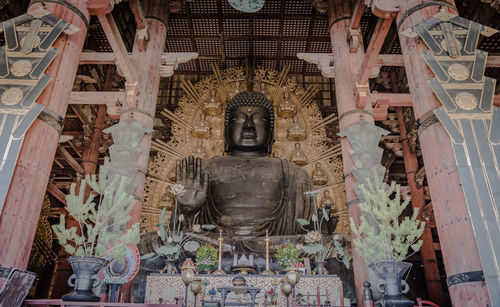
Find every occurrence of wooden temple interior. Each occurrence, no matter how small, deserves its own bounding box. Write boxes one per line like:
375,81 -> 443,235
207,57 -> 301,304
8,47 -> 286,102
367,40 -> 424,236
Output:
0,0 -> 499,306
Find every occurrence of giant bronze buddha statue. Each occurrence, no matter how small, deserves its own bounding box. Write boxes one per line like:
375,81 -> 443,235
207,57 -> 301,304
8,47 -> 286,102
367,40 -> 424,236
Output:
175,91 -> 315,253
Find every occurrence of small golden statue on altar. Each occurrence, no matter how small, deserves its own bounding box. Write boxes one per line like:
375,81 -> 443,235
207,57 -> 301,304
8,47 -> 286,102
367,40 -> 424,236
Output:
277,91 -> 294,118
191,113 -> 212,138
311,162 -> 328,186
287,116 -> 307,141
290,143 -> 307,166
203,89 -> 223,116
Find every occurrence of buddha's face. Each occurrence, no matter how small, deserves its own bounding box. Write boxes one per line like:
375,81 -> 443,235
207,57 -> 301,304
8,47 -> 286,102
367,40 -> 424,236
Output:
226,106 -> 271,155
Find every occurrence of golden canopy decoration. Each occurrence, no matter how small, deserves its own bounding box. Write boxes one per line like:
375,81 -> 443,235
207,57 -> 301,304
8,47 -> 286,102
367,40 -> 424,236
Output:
142,65 -> 349,236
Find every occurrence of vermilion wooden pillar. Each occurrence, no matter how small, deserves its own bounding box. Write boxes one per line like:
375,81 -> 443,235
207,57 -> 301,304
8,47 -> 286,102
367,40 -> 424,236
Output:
397,1 -> 491,305
124,0 -> 169,225
118,1 -> 169,301
0,0 -> 89,270
396,108 -> 444,306
328,0 -> 372,303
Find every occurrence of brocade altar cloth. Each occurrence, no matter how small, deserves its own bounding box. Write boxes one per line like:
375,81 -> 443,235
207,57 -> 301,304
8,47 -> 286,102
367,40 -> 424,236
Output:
145,274 -> 346,306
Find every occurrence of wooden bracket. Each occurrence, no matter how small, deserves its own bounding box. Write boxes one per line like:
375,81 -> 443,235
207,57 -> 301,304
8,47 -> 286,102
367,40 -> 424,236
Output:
296,53 -> 335,78
355,83 -> 370,109
160,52 -> 199,77
348,28 -> 362,53
125,81 -> 138,108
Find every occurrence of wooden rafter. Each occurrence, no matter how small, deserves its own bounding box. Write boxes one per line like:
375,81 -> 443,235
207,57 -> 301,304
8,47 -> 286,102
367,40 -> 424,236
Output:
97,14 -> 138,83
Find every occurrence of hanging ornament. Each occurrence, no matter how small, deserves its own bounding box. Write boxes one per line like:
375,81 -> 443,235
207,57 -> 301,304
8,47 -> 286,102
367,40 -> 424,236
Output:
228,0 -> 265,13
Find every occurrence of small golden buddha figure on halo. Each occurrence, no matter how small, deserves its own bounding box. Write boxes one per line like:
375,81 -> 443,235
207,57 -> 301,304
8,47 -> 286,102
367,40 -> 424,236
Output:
290,143 -> 307,166
192,140 -> 207,159
319,190 -> 335,210
258,81 -> 272,100
311,162 -> 328,186
229,81 -> 242,100
203,89 -> 222,116
287,116 -> 307,141
277,91 -> 294,118
168,167 -> 177,182
191,113 -> 212,139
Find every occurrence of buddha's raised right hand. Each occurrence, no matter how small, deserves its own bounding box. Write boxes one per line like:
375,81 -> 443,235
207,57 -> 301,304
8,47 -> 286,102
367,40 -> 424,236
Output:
175,156 -> 209,215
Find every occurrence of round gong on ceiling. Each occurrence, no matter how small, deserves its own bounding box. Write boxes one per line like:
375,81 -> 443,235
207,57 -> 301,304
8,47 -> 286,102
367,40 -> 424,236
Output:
228,0 -> 265,13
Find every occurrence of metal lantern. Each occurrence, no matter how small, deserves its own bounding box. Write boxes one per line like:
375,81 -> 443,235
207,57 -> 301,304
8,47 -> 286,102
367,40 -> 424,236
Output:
181,268 -> 195,284
280,281 -> 292,295
285,269 -> 300,286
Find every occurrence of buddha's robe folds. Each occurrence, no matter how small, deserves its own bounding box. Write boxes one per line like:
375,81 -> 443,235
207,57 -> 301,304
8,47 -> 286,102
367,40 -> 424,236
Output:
188,156 -> 314,253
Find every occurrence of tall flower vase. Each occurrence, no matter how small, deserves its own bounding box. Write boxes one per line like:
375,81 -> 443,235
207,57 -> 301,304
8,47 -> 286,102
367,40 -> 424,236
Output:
368,261 -> 414,307
62,256 -> 107,304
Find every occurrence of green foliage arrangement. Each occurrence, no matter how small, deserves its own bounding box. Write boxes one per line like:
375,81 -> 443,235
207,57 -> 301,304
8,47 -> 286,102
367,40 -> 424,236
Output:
298,190 -> 350,268
275,242 -> 302,270
350,169 -> 425,264
195,244 -> 218,271
141,184 -> 216,261
52,158 -> 140,263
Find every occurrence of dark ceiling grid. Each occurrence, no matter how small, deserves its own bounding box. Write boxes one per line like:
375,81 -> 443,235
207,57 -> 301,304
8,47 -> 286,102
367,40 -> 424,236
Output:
216,0 -> 226,68
276,0 -> 285,71
303,7 -> 317,75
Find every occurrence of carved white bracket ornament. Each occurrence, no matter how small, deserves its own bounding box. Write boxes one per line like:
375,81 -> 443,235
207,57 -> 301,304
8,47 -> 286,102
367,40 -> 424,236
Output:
296,53 -> 335,78
160,52 -> 199,78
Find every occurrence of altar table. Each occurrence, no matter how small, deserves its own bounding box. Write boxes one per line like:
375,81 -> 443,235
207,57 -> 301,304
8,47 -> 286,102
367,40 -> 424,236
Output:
145,274 -> 347,307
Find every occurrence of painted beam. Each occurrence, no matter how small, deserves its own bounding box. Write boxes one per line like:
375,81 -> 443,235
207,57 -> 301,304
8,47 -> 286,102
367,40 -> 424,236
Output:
97,14 -> 138,83
70,91 -> 125,105
372,93 -> 500,108
349,0 -> 365,30
358,18 -> 394,85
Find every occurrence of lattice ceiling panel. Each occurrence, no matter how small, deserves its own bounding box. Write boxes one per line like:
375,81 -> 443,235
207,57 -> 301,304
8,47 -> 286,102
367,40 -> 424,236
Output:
309,41 -> 331,53
199,59 -> 224,72
189,0 -> 218,14
258,0 -> 282,14
312,19 -> 329,37
280,59 -> 303,73
282,40 -> 307,56
254,40 -> 278,56
196,40 -> 221,56
226,59 -> 244,67
285,1 -> 314,14
253,19 -> 280,36
305,63 -> 321,74
177,60 -> 197,72
283,19 -> 310,37
223,19 -> 250,36
192,19 -> 220,36
258,59 -> 277,69
166,18 -> 191,36
225,40 -> 250,57
166,40 -> 195,53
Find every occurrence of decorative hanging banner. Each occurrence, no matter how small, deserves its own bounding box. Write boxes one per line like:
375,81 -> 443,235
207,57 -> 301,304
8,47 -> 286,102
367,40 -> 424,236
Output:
402,10 -> 500,305
0,9 -> 79,213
